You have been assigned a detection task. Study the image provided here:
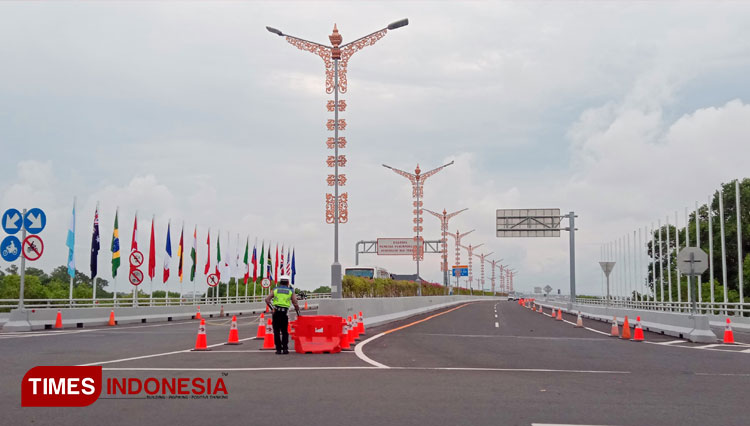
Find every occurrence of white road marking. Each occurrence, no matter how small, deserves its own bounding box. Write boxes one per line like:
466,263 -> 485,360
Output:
695,344 -> 726,350
695,372 -> 750,377
532,423 -> 613,426
495,322 -> 499,328
494,314 -> 498,318
651,340 -> 687,346
354,333 -> 390,368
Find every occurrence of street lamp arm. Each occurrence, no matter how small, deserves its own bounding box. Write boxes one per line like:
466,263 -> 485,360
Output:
420,160 -> 454,181
445,208 -> 468,220
340,18 -> 408,49
382,164 -> 416,181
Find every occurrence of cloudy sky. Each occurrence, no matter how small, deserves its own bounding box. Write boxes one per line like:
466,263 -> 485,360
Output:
1,1 -> 750,296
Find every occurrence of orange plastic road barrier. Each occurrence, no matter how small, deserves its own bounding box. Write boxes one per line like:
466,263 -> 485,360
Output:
555,309 -> 563,321
226,315 -> 241,345
357,312 -> 365,335
292,315 -> 345,354
256,313 -> 266,338
192,319 -> 210,351
620,316 -> 632,340
54,310 -> 63,329
632,316 -> 645,342
195,305 -> 202,320
575,312 -> 583,328
260,319 -> 275,350
108,310 -> 116,326
723,318 -> 735,344
610,316 -> 619,337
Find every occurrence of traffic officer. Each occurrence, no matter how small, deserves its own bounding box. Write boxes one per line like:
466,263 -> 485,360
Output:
265,275 -> 301,354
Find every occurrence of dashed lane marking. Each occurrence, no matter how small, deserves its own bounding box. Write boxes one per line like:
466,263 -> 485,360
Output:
495,322 -> 499,328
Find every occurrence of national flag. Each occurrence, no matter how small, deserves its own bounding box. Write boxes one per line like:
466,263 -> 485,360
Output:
111,208 -> 120,278
204,229 -> 211,275
130,212 -> 138,253
243,238 -> 249,285
274,243 -> 279,282
291,248 -> 296,285
178,225 -> 184,283
251,242 -> 258,282
280,244 -> 285,278
267,243 -> 273,283
286,247 -> 291,275
66,199 -> 76,278
190,226 -> 197,282
148,216 -> 156,281
235,234 -> 241,281
259,242 -> 265,280
90,204 -> 100,280
215,232 -> 222,281
163,221 -> 172,283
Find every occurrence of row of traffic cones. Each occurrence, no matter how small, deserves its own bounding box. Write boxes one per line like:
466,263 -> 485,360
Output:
193,315 -> 244,350
608,315 -> 645,342
340,312 -> 366,350
54,309 -> 118,329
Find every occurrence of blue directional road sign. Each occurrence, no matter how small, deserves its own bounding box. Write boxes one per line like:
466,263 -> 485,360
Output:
452,266 -> 468,277
2,208 -> 23,235
1,236 -> 22,262
23,208 -> 47,235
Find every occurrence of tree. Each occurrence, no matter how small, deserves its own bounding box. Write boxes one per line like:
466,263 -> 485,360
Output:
312,286 -> 331,293
5,265 -> 18,275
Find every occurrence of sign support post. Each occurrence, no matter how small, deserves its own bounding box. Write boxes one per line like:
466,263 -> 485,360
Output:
18,208 -> 27,309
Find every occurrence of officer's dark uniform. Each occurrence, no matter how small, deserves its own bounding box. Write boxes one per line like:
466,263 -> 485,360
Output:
265,277 -> 300,354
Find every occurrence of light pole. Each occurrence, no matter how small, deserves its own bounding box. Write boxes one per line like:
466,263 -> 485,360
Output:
473,251 -> 493,294
448,229 -> 474,291
383,162 -> 454,296
460,243 -> 483,295
424,208 -> 468,292
486,258 -> 503,295
267,19 -> 408,299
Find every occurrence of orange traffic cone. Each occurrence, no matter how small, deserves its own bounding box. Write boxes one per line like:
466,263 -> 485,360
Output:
555,309 -> 563,321
347,316 -> 356,342
620,316 -> 632,339
261,319 -> 275,350
195,305 -> 202,320
340,321 -> 352,350
723,318 -> 736,344
357,311 -> 365,335
108,310 -> 116,326
256,313 -> 266,338
226,315 -> 241,345
54,310 -> 63,329
192,319 -> 210,351
550,307 -> 556,318
610,316 -> 619,337
265,304 -> 270,313
304,300 -> 308,310
575,311 -> 583,328
632,316 -> 645,342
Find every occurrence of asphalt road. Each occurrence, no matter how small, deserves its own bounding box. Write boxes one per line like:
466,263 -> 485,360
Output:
2,301 -> 749,426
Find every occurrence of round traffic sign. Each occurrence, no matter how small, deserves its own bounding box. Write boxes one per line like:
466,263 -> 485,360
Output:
22,235 -> 44,261
207,274 -> 220,287
23,208 -> 47,235
129,250 -> 144,268
2,208 -> 22,235
0,235 -> 21,262
129,269 -> 144,286
261,278 -> 271,288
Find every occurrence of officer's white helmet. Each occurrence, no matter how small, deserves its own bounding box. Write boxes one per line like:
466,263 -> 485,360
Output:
279,275 -> 291,285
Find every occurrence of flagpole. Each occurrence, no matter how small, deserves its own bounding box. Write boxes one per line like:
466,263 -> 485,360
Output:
92,201 -> 100,305
69,197 -> 76,307
150,214 -> 155,307
113,206 -> 119,306
235,233 -> 239,304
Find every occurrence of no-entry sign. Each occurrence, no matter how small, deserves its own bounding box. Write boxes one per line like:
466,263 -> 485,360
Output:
129,250 -> 144,268
22,235 -> 44,261
129,269 -> 144,286
207,274 -> 219,287
261,278 -> 271,288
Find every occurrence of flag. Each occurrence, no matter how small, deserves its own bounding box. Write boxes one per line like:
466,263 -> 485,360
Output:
286,247 -> 291,275
66,199 -> 76,278
111,209 -> 120,278
148,216 -> 156,281
291,248 -> 296,285
178,225 -> 184,283
274,243 -> 279,282
163,221 -> 172,283
190,226 -> 197,282
235,235 -> 241,281
243,238 -> 249,285
90,204 -> 100,280
215,232 -> 222,281
280,244 -> 285,277
267,243 -> 273,282
204,229 -> 211,275
251,242 -> 258,282
259,242 -> 265,280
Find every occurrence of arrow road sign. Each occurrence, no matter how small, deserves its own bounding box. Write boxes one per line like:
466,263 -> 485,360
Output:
129,250 -> 144,268
2,209 -> 22,235
22,235 -> 44,261
676,247 -> 709,276
129,269 -> 144,286
23,208 -> 46,234
207,274 -> 220,287
1,236 -> 21,262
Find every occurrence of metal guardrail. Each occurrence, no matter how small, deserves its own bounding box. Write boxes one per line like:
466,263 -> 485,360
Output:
529,294 -> 748,317
0,293 -> 332,310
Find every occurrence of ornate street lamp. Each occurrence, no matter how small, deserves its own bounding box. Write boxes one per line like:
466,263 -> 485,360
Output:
267,19 -> 408,298
424,208 -> 468,291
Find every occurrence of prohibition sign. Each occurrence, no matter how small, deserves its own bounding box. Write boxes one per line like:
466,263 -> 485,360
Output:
129,269 -> 144,286
207,274 -> 220,287
261,278 -> 271,289
22,235 -> 44,261
129,250 -> 144,268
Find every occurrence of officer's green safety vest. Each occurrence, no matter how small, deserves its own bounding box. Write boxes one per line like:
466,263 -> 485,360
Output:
273,286 -> 292,308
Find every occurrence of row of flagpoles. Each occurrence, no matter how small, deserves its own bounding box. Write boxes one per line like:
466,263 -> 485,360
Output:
64,198 -> 296,304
